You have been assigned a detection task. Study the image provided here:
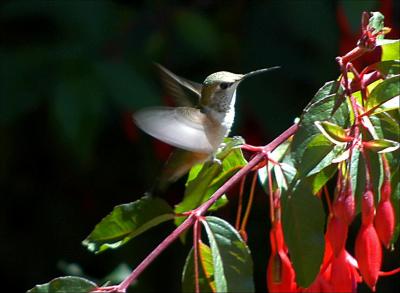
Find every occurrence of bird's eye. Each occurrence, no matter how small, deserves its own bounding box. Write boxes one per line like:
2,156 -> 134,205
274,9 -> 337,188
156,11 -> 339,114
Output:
219,82 -> 230,90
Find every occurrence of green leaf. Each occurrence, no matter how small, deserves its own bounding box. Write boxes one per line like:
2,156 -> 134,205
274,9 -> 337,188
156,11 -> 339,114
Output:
182,242 -> 215,293
364,60 -> 400,78
381,39 -> 400,61
27,276 -> 97,293
258,140 -> 295,192
369,112 -> 400,178
281,180 -> 325,287
175,137 -> 247,227
314,120 -> 350,145
296,134 -> 336,177
291,81 -> 349,177
82,195 -> 174,253
366,75 -> 400,111
202,216 -> 254,292
364,139 -> 400,153
310,164 -> 338,194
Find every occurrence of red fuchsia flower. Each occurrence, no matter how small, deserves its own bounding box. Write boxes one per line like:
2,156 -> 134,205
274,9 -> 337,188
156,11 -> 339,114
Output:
305,232 -> 361,293
374,162 -> 395,249
330,249 -> 361,293
267,220 -> 298,292
333,182 -> 355,226
375,195 -> 395,249
326,215 -> 348,257
355,188 -> 382,291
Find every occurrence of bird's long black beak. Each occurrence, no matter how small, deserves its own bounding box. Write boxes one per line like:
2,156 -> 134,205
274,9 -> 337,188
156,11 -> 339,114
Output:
242,66 -> 280,80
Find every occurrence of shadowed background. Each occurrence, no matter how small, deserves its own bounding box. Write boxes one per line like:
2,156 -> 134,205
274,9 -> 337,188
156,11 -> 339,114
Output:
0,0 -> 399,292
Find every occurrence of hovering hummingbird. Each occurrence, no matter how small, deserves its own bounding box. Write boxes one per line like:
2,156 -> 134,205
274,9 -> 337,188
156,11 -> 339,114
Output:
133,64 -> 279,189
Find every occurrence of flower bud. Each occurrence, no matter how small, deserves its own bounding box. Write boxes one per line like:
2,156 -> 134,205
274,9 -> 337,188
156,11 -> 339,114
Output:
375,198 -> 395,249
326,216 -> 348,257
361,189 -> 375,225
333,183 -> 355,225
330,250 -> 355,292
355,224 -> 382,291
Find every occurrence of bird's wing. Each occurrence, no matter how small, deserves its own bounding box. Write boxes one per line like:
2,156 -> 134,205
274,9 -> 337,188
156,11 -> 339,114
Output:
133,107 -> 215,153
155,63 -> 202,107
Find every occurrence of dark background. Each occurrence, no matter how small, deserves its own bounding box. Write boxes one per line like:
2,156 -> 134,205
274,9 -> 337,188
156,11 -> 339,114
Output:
0,0 -> 399,292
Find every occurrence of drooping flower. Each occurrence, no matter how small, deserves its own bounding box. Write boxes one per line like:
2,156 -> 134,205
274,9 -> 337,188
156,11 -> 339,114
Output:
267,221 -> 298,292
355,222 -> 382,291
374,178 -> 395,249
326,215 -> 348,257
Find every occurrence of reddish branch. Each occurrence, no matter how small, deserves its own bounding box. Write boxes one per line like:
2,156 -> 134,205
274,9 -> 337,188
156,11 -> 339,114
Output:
92,123 -> 299,293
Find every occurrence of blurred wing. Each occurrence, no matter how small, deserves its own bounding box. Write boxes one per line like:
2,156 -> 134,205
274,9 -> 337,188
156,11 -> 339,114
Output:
133,107 -> 214,153
155,63 -> 202,107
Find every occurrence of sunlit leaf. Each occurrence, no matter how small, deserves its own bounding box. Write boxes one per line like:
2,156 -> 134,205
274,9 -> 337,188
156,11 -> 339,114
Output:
366,75 -> 400,111
310,164 -> 337,194
182,242 -> 215,293
27,276 -> 97,293
202,216 -> 254,292
281,180 -> 325,287
291,81 -> 349,177
364,139 -> 400,153
381,39 -> 400,61
258,139 -> 295,192
314,120 -> 350,145
82,195 -> 174,254
363,60 -> 400,78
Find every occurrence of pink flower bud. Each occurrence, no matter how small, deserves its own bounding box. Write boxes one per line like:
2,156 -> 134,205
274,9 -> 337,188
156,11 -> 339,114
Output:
326,216 -> 348,257
355,224 -> 382,291
375,198 -> 395,249
361,190 -> 375,225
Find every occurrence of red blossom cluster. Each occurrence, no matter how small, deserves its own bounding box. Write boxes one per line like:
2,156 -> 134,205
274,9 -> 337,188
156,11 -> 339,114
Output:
267,11 -> 399,293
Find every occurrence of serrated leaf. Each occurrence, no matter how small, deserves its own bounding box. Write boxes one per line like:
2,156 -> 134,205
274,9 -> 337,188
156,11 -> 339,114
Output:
366,75 -> 400,111
315,121 -> 350,145
27,276 -> 97,293
82,195 -> 174,253
202,216 -> 254,292
175,138 -> 247,227
381,39 -> 400,61
182,242 -> 215,293
364,139 -> 400,153
281,180 -> 325,287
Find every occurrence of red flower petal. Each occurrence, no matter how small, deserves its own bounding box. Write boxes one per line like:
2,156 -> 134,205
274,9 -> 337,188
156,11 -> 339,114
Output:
355,224 -> 382,291
375,199 -> 395,249
326,216 -> 348,257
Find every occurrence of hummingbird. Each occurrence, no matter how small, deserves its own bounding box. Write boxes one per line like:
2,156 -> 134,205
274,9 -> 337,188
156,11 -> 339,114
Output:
133,64 -> 279,189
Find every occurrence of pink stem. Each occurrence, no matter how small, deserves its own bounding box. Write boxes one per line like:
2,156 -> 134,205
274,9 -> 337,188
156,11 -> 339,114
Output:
193,219 -> 201,293
97,123 -> 299,292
